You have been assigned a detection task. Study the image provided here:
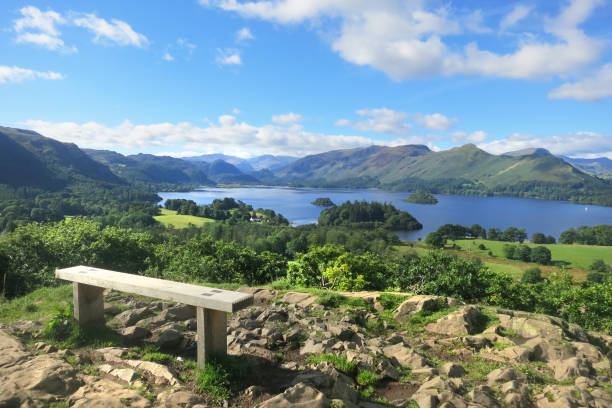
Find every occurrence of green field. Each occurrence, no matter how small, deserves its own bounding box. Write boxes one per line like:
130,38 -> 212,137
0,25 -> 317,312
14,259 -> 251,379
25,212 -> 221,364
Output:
396,239 -> 612,281
154,208 -> 215,228
454,239 -> 612,270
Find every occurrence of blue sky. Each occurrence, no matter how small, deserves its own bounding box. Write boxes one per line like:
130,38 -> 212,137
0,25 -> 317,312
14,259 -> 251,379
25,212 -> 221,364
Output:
1,0 -> 611,158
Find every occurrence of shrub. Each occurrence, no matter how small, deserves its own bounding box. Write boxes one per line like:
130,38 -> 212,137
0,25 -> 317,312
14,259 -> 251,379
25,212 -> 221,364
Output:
531,246 -> 551,265
521,268 -> 544,284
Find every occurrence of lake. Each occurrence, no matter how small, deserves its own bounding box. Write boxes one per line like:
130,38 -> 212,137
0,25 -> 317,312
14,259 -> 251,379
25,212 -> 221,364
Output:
158,187 -> 612,241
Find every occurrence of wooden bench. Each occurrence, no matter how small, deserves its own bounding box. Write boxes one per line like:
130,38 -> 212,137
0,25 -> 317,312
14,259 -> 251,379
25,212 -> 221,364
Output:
55,265 -> 253,368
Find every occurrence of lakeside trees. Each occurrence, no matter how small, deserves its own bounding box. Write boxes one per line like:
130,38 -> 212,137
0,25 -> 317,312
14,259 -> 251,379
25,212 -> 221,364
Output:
318,201 -> 422,231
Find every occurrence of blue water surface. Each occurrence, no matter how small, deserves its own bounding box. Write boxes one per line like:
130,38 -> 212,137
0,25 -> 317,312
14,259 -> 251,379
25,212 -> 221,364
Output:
158,187 -> 612,241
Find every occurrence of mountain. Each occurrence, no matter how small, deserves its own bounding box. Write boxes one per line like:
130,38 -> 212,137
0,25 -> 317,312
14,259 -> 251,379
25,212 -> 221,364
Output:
502,148 -> 552,157
246,155 -> 298,171
561,156 -> 612,178
275,143 -> 612,205
84,150 -> 214,186
206,159 -> 259,184
0,126 -> 123,189
185,154 -> 255,173
186,153 -> 298,173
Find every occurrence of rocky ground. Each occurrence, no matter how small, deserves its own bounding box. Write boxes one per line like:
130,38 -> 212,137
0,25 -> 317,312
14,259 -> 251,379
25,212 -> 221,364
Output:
0,288 -> 611,407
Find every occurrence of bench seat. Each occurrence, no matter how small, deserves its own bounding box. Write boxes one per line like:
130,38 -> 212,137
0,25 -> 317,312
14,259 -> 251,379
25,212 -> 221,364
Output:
55,265 -> 253,368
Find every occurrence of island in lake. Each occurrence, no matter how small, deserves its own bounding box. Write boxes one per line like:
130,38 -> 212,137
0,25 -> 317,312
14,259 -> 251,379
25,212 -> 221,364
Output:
404,192 -> 438,204
311,197 -> 335,207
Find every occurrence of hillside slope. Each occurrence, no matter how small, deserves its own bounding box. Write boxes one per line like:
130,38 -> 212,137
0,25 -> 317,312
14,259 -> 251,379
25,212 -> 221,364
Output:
275,144 -> 612,205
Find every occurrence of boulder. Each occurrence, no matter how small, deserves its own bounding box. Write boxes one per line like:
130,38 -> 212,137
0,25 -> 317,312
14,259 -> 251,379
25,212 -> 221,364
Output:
121,326 -> 151,343
440,362 -> 466,378
70,378 -> 152,408
256,383 -> 328,408
487,368 -> 527,386
425,306 -> 486,336
393,295 -> 445,321
281,292 -> 317,307
113,307 -> 153,327
382,343 -> 430,369
497,314 -> 564,340
156,389 -> 207,408
549,357 -> 592,380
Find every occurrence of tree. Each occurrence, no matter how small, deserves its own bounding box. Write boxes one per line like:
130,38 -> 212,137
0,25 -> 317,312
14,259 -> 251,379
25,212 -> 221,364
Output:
470,224 -> 487,239
425,232 -> 445,249
503,244 -> 516,259
531,246 -> 552,265
516,245 -> 532,262
590,259 -> 611,273
521,267 -> 544,284
559,228 -> 578,244
532,232 -> 547,244
488,228 -> 502,241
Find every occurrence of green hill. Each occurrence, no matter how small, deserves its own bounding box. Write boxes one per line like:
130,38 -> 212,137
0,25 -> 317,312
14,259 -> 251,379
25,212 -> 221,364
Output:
84,149 -> 214,186
275,144 -> 612,205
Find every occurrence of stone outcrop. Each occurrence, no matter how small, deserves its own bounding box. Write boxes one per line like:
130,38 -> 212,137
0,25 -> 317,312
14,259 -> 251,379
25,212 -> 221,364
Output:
1,287 -> 611,408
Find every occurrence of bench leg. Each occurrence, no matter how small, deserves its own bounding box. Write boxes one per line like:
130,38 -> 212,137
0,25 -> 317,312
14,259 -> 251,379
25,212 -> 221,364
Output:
73,282 -> 105,325
196,307 -> 227,369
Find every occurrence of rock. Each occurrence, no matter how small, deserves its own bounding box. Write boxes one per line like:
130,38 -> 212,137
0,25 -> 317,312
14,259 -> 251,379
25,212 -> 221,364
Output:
487,368 -> 527,386
393,295 -> 447,321
156,389 -> 206,407
382,343 -> 430,369
572,342 -> 604,362
123,360 -> 181,385
425,306 -> 486,335
97,347 -> 127,362
109,368 -> 137,383
440,362 -> 466,378
412,393 -> 439,408
156,328 -> 183,348
121,326 -> 151,343
504,392 -> 533,408
292,364 -> 359,403
113,307 -> 153,327
328,324 -> 357,341
549,357 -> 592,380
468,385 -> 500,408
166,305 -> 195,321
104,303 -> 121,315
416,376 -> 456,393
300,339 -> 325,355
496,345 -> 532,363
498,314 -> 564,340
0,353 -> 82,405
281,292 -> 317,307
257,309 -> 289,323
256,383 -> 329,408
70,378 -> 152,408
523,337 -> 575,362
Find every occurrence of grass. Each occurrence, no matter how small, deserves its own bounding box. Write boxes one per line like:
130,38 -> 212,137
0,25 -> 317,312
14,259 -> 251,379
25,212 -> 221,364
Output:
316,293 -> 370,310
305,353 -> 358,376
356,370 -> 380,387
455,239 -> 612,270
0,285 -> 73,323
154,208 -> 215,229
195,354 -> 249,405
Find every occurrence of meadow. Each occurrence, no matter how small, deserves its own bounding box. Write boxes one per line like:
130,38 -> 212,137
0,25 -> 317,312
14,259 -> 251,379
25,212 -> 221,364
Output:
397,239 -> 612,281
153,208 -> 215,228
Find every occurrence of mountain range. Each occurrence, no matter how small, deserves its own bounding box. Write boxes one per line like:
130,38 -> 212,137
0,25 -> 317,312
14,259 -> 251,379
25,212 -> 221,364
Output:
1,126 -> 612,207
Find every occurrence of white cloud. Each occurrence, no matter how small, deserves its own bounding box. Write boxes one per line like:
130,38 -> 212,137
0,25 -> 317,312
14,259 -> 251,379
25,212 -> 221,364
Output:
499,5 -> 532,31
0,65 -> 64,84
479,132 -> 612,159
216,48 -> 242,65
451,130 -> 488,143
163,52 -> 174,62
73,13 -> 149,47
336,108 -> 411,135
13,6 -> 74,52
213,0 -> 606,81
232,107 -> 241,114
21,116 -> 386,157
548,63 -> 612,101
414,113 -> 457,130
271,112 -> 302,124
236,27 -> 254,41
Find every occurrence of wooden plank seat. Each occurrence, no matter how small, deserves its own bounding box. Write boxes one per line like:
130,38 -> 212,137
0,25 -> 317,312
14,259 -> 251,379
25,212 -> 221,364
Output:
55,265 -> 253,368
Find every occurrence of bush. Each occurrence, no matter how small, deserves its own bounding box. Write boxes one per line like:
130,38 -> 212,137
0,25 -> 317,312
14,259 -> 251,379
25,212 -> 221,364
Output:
531,246 -> 551,265
521,268 -> 544,284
